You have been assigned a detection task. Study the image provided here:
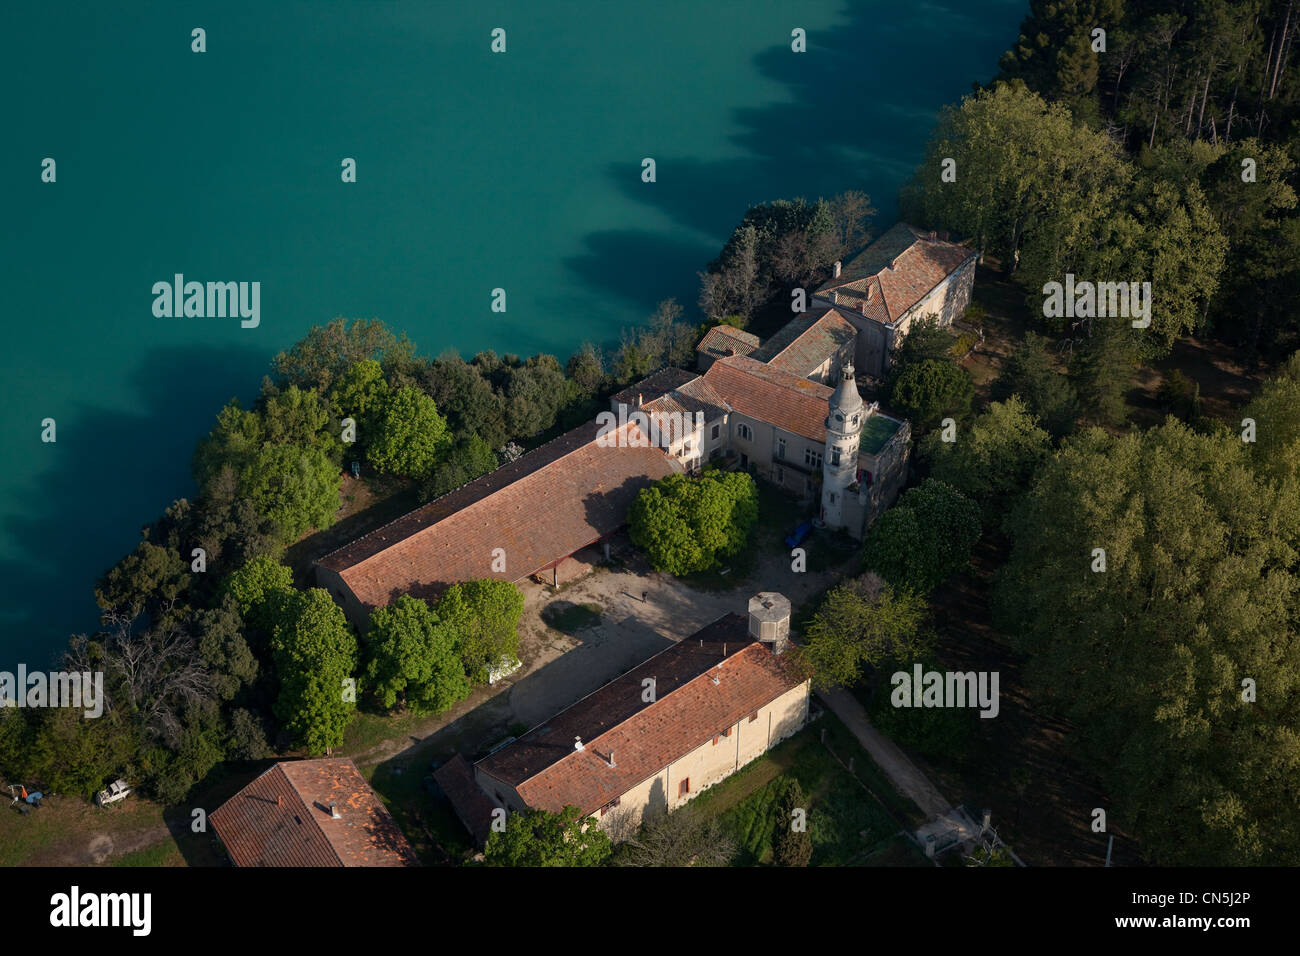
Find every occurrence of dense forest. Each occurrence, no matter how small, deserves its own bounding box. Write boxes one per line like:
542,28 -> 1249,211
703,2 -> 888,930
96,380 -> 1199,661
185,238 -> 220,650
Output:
712,0 -> 1300,867
892,0 -> 1300,866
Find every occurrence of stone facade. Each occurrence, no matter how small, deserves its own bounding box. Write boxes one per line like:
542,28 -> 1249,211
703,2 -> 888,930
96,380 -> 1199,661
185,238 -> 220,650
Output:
594,679 -> 810,835
823,253 -> 976,380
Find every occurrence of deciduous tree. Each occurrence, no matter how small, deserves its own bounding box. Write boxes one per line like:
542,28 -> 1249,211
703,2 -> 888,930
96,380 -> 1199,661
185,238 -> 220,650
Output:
628,471 -> 759,576
364,595 -> 470,715
485,805 -> 613,867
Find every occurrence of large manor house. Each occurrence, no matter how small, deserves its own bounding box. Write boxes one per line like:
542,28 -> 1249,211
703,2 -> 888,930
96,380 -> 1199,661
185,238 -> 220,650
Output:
315,223 -> 974,630
207,223 -> 977,860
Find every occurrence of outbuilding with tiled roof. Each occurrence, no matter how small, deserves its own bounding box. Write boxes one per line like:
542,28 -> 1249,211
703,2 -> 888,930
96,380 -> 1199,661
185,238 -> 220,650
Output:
754,306 -> 859,383
695,324 -> 761,370
469,598 -> 810,834
813,222 -> 977,378
210,758 -> 419,867
315,418 -> 682,626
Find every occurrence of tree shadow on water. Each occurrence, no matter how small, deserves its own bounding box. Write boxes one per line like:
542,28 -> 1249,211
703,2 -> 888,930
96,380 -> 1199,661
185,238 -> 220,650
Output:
0,343 -> 269,668
571,0 -> 1020,312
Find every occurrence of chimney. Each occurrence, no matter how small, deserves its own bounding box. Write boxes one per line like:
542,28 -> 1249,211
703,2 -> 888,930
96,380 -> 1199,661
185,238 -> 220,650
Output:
833,259 -> 842,278
830,290 -> 839,304
574,736 -> 585,752
605,750 -> 616,768
748,592 -> 791,655
636,393 -> 643,408
329,802 -> 340,820
277,795 -> 282,808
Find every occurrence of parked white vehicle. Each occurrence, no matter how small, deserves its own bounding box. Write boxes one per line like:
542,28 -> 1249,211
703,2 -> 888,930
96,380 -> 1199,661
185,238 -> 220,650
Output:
95,779 -> 132,807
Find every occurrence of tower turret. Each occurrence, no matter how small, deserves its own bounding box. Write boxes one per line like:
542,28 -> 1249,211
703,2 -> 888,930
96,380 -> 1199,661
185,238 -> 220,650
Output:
821,362 -> 864,530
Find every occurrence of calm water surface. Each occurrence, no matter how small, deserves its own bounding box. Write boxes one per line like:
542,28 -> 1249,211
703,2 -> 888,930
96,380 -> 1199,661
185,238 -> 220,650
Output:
1,0 -> 1025,663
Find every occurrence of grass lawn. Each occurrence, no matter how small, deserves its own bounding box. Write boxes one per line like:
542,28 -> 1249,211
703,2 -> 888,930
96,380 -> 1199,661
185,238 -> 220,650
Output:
687,713 -> 927,866
342,708 -> 424,753
0,798 -> 92,866
364,759 -> 473,866
114,841 -> 185,867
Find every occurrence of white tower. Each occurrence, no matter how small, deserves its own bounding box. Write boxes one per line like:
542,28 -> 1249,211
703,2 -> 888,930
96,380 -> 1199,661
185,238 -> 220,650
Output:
821,362 -> 864,530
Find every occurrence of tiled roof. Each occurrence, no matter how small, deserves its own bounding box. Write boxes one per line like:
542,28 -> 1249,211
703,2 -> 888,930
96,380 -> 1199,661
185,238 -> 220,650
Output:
816,223 -> 975,323
641,375 -> 733,424
697,325 -> 761,361
476,614 -> 805,816
317,419 -> 681,610
703,355 -> 835,443
675,376 -> 733,420
210,758 -> 419,867
756,307 -> 858,377
433,754 -> 496,847
609,367 -> 698,410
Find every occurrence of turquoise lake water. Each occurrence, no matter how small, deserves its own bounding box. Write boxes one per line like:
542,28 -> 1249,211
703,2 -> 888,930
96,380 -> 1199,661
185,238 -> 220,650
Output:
1,1 -> 1025,665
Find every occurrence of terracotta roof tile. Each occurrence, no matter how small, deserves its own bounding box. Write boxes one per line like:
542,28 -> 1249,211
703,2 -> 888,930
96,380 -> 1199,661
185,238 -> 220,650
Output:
476,614 -> 806,815
433,754 -> 496,847
609,368 -> 697,410
210,758 -> 418,867
756,307 -> 858,377
697,325 -> 761,361
640,376 -> 733,424
317,420 -> 682,610
703,355 -> 834,443
817,223 -> 975,323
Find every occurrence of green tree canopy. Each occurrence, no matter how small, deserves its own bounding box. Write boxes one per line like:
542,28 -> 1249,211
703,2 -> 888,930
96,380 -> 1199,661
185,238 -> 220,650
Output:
902,81 -> 1129,281
920,396 -> 1050,518
239,443 -> 341,544
193,399 -> 264,490
260,384 -> 341,461
991,331 -> 1078,436
773,779 -> 814,867
364,595 -> 470,715
1242,351 -> 1300,485
366,385 -> 451,479
269,588 -> 358,755
424,353 -> 509,449
993,414 -> 1300,865
1068,318 -> 1136,427
94,541 -> 188,619
863,479 -> 981,594
889,359 -> 975,433
221,555 -> 294,631
566,343 -> 607,398
329,358 -> 390,442
800,574 -> 929,689
505,354 -> 576,438
273,318 -> 403,393
195,595 -> 259,700
436,579 -> 525,684
419,434 -> 498,502
484,805 -> 613,867
628,471 -> 759,576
